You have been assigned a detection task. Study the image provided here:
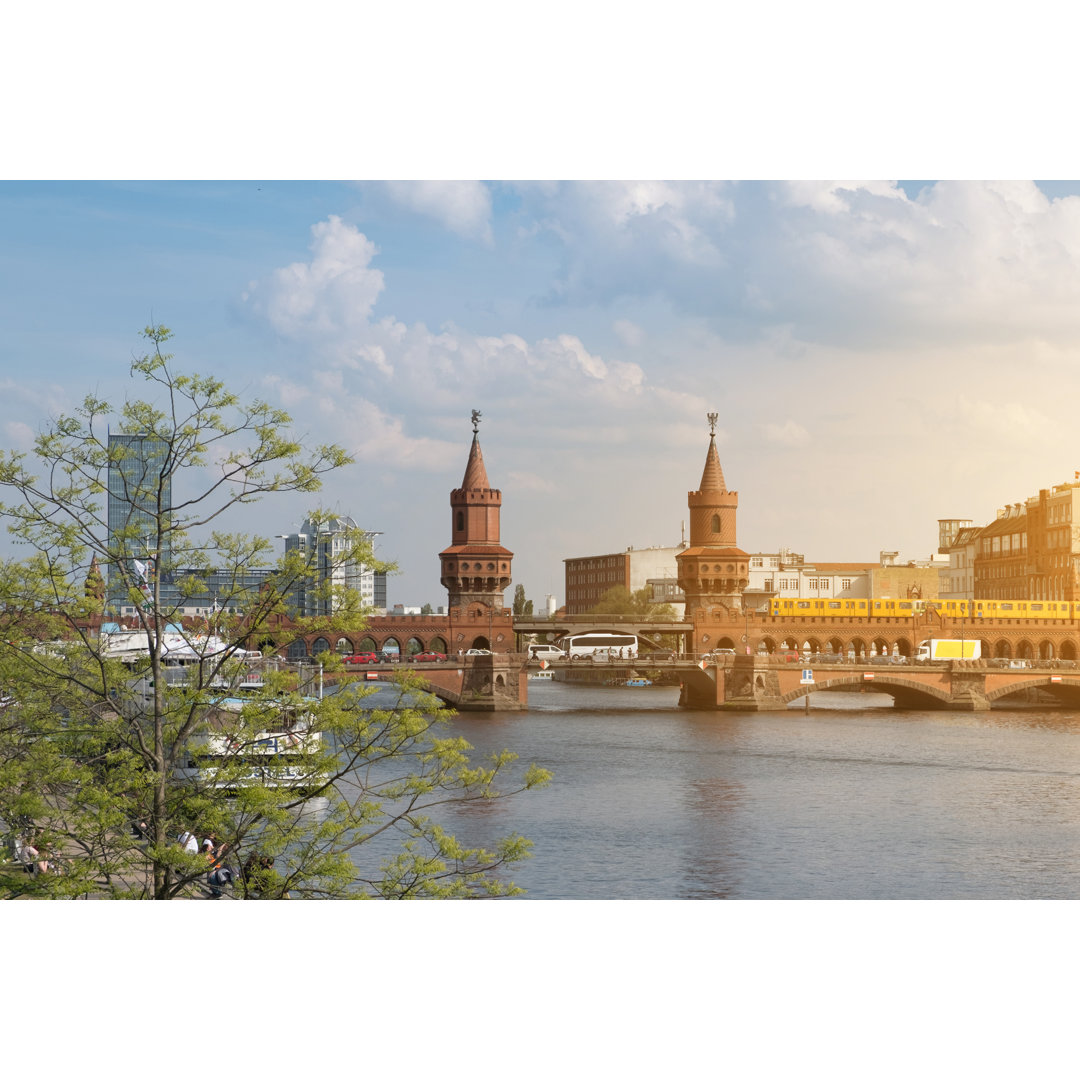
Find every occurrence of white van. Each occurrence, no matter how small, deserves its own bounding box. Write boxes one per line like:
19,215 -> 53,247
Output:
528,643 -> 565,661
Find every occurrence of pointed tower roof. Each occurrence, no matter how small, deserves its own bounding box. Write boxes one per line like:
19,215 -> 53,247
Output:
461,431 -> 490,491
699,434 -> 726,493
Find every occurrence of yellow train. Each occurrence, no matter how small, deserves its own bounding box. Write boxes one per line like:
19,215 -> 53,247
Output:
769,598 -> 1080,621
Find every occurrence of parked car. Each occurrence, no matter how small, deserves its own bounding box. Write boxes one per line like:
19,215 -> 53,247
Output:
343,652 -> 378,665
411,651 -> 447,663
377,651 -> 401,663
465,648 -> 491,656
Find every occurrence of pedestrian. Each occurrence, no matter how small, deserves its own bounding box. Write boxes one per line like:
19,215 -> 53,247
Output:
178,830 -> 199,855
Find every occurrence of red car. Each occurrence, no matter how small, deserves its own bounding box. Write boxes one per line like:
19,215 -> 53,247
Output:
411,651 -> 447,663
344,652 -> 378,665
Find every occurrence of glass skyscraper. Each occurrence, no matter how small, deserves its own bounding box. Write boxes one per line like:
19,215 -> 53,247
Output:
107,433 -> 172,610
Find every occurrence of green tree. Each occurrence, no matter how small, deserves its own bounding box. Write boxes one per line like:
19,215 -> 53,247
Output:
512,584 -> 527,616
588,585 -> 676,620
0,327 -> 548,899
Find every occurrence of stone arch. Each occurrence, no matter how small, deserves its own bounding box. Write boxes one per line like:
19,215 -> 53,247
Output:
255,637 -> 277,654
755,674 -> 766,689
335,637 -> 352,654
827,637 -> 844,654
760,636 -> 779,654
311,637 -> 330,656
430,636 -> 448,653
1062,640 -> 1078,661
495,674 -> 506,688
871,637 -> 890,656
1039,640 -> 1056,660
1017,639 -> 1036,660
471,635 -> 491,650
405,636 -> 425,657
993,639 -> 1012,659
359,636 -> 378,652
849,637 -> 868,658
715,636 -> 737,650
381,636 -> 402,657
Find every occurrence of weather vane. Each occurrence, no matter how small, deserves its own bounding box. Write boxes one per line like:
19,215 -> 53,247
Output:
471,409 -> 482,433
707,412 -> 718,436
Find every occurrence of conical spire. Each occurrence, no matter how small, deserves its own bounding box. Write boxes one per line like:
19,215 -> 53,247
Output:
461,431 -> 490,491
699,434 -> 726,493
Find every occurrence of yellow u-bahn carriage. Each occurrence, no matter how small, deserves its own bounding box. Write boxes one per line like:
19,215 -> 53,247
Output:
769,598 -> 1080,622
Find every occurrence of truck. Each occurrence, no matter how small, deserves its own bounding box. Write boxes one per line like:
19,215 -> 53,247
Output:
915,638 -> 981,662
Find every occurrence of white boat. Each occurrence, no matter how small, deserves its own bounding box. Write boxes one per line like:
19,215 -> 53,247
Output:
528,669 -> 554,680
101,629 -> 325,791
174,695 -> 324,791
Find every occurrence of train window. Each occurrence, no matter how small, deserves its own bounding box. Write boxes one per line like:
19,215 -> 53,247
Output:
898,602 -> 912,610
828,602 -> 841,609
796,602 -> 810,609
1001,603 -> 1013,611
1031,604 -> 1043,611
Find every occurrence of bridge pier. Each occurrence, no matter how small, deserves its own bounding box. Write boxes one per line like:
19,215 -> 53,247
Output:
456,652 -> 528,711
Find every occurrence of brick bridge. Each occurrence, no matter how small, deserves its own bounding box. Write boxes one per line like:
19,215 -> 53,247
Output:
677,655 -> 1080,711
258,610 -> 1080,711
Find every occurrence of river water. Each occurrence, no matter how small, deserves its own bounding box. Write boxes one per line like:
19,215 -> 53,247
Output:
418,680 -> 1080,900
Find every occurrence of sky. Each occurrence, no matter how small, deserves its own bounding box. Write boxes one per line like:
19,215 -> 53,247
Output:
5,178 -> 1080,608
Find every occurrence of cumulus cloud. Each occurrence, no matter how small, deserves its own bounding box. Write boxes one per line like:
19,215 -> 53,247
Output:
513,180 -> 1080,348
243,216 -> 384,340
243,216 -> 654,477
382,181 -> 493,244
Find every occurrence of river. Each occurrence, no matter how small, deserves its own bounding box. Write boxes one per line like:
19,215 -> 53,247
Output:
414,680 -> 1080,899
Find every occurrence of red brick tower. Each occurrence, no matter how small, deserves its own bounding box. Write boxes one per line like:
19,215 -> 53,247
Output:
676,413 -> 749,614
440,410 -> 514,613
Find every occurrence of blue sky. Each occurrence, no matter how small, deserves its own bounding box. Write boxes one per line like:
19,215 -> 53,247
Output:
5,179 -> 1080,608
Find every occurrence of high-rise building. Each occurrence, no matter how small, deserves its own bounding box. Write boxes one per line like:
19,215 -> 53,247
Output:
282,516 -> 386,617
107,433 -> 171,609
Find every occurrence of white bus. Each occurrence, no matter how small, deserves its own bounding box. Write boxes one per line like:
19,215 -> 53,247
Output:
558,632 -> 638,661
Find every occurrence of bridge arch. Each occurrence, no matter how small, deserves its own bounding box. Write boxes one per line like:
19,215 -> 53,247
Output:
773,675 -> 953,709
404,636 -> 425,657
311,636 -> 330,656
335,636 -> 353,654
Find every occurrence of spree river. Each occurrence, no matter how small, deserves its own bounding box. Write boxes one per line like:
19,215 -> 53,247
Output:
419,679 -> 1080,900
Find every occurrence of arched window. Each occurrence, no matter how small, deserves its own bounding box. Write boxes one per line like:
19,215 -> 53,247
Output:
287,640 -> 308,660
711,514 -> 721,532
311,637 -> 330,655
456,511 -> 464,532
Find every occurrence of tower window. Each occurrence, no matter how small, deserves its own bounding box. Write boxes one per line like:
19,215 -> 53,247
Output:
711,514 -> 721,532
456,511 -> 464,531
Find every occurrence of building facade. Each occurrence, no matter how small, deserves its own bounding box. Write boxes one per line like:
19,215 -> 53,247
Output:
282,516 -> 386,617
564,545 -> 685,615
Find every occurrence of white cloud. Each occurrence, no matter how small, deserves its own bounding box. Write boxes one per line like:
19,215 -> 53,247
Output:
244,216 -> 384,340
382,181 -> 493,243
